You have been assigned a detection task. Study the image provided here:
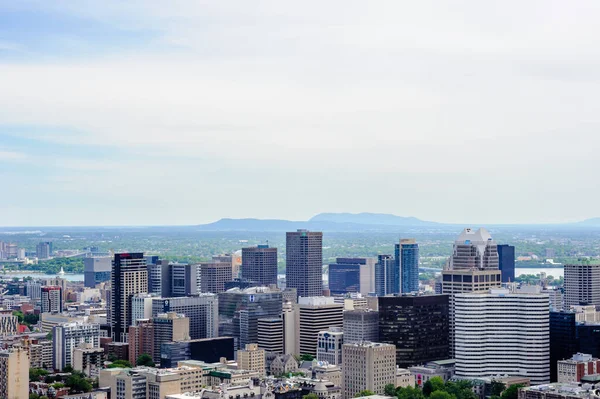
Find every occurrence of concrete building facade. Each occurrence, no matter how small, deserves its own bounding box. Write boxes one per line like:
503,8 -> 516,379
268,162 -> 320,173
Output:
342,342 -> 396,399
286,230 -> 323,298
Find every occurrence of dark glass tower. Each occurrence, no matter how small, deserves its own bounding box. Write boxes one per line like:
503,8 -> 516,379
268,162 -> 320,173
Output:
379,294 -> 450,367
549,311 -> 578,381
328,258 -> 364,294
286,230 -> 323,298
241,245 -> 278,286
375,254 -> 395,296
497,244 -> 516,283
396,239 -> 419,293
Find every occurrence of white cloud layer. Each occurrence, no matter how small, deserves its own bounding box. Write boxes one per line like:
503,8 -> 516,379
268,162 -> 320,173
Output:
1,1 -> 600,225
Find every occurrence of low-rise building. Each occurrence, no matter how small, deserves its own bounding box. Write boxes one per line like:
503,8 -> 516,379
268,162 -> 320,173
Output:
518,383 -> 600,399
409,359 -> 456,387
557,353 -> 600,384
396,368 -> 415,388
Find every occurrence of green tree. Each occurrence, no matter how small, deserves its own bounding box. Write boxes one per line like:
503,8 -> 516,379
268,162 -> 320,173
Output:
65,374 -> 93,393
430,392 -> 456,399
29,367 -> 49,381
501,384 -> 525,399
303,394 -> 319,399
490,381 -> 506,397
355,390 -> 376,397
63,364 -> 73,373
108,360 -> 132,368
299,354 -> 315,362
397,386 -> 426,399
137,353 -> 155,367
12,310 -> 24,323
424,377 -> 446,396
444,380 -> 477,399
384,384 -> 397,396
30,394 -> 40,399
24,313 -> 39,325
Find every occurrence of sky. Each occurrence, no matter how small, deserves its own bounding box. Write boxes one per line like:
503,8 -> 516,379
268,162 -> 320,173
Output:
1,1 -> 600,226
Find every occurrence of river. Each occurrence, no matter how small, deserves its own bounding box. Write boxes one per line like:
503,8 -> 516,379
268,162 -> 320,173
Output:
0,272 -> 85,281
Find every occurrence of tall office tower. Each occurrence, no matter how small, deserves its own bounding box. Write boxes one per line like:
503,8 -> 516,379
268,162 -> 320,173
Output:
0,348 -> 29,399
396,239 -> 419,293
26,280 -> 42,301
298,297 -> 344,356
497,244 -> 516,283
170,263 -> 199,297
146,256 -> 167,296
152,312 -> 190,363
379,294 -> 449,367
564,264 -> 600,308
128,319 -> 154,366
41,286 -> 62,313
375,254 -> 396,296
286,230 -> 323,298
218,287 -> 282,349
111,253 -> 148,342
213,252 -> 242,279
242,245 -> 278,286
343,309 -> 379,344
130,293 -> 157,324
36,242 -> 53,259
450,228 -> 499,270
198,262 -> 233,294
53,322 -> 101,371
152,294 -> 218,340
442,228 -> 501,357
257,318 -> 284,353
328,258 -> 377,295
84,256 -> 112,288
454,287 -> 550,385
237,343 -> 266,376
342,342 -> 396,399
317,327 -> 344,365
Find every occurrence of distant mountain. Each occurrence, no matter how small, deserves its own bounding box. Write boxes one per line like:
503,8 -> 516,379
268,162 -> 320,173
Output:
576,218 -> 600,226
197,213 -> 442,232
309,212 -> 438,226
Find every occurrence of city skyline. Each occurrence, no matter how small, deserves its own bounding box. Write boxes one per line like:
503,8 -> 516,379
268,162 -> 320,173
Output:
2,2 -> 600,226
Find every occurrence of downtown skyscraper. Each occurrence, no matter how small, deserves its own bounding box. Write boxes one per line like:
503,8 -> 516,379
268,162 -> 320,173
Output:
241,244 -> 278,286
286,230 -> 323,298
396,239 -> 419,293
110,253 -> 148,342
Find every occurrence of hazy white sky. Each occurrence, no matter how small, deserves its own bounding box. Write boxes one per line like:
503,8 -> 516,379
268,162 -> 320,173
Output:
1,1 -> 600,226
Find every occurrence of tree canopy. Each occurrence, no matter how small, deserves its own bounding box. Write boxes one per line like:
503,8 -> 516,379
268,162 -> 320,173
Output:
136,353 -> 155,367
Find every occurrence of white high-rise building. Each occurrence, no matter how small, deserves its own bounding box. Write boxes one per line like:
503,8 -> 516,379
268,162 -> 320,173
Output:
316,327 -> 344,365
454,286 -> 550,385
53,322 -> 101,371
442,227 -> 502,357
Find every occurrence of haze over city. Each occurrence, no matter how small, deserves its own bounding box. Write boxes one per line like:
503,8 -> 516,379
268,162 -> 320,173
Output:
2,1 -> 600,226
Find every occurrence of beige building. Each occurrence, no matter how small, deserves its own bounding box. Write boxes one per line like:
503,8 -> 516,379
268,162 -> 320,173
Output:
396,368 -> 415,388
342,342 -> 396,399
298,297 -> 343,356
237,343 -> 266,376
73,343 -> 105,378
312,361 -> 342,387
0,348 -> 29,399
153,312 -> 190,362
